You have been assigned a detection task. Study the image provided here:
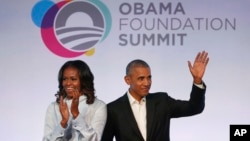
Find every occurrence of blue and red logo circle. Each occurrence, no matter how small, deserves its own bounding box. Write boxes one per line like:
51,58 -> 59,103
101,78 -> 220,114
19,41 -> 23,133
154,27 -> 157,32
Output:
31,0 -> 111,58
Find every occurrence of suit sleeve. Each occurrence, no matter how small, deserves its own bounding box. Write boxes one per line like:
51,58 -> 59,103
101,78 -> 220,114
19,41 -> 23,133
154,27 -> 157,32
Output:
170,83 -> 206,118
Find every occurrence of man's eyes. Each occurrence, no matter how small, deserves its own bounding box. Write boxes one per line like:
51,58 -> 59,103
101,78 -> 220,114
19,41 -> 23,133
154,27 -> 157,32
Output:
138,77 -> 151,81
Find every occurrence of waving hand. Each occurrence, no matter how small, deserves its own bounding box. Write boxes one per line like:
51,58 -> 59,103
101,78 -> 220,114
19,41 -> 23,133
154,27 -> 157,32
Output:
188,51 -> 209,84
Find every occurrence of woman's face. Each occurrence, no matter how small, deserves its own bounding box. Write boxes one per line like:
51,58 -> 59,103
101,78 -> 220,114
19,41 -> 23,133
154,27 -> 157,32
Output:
62,67 -> 81,99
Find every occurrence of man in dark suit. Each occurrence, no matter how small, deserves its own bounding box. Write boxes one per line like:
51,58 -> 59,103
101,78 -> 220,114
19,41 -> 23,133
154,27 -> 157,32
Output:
101,51 -> 209,141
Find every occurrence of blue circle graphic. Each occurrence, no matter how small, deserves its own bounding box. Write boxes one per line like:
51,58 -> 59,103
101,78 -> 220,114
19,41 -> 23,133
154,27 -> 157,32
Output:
31,0 -> 54,27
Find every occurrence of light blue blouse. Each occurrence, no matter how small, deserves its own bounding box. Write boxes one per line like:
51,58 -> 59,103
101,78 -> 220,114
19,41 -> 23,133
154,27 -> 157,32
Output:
43,95 -> 107,141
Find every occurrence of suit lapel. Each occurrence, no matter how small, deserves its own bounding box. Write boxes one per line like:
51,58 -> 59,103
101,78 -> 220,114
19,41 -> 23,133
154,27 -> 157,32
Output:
146,94 -> 156,141
121,94 -> 145,141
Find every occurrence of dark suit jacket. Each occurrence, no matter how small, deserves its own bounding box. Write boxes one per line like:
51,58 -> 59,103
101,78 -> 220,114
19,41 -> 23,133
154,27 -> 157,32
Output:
101,84 -> 206,141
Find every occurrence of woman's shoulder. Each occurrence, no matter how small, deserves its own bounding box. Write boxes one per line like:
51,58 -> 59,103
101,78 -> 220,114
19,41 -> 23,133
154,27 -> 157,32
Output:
45,101 -> 59,113
47,101 -> 58,106
86,98 -> 107,114
92,97 -> 106,107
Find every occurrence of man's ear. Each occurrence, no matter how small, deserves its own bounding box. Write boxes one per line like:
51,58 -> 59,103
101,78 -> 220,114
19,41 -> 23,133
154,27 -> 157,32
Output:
124,75 -> 130,85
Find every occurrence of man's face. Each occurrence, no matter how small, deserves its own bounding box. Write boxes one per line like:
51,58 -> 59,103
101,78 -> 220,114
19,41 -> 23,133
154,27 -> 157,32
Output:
125,66 -> 152,101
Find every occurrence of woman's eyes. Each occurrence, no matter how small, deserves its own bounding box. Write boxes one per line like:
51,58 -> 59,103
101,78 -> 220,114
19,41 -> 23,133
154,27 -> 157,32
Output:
63,78 -> 77,81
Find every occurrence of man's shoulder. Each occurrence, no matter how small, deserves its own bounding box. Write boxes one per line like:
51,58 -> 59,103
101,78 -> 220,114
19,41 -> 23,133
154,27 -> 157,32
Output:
146,92 -> 173,104
147,92 -> 168,99
107,94 -> 127,106
107,92 -> 170,106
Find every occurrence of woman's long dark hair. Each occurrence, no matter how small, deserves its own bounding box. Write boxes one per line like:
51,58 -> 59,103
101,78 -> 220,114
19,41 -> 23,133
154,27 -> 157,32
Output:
55,60 -> 95,104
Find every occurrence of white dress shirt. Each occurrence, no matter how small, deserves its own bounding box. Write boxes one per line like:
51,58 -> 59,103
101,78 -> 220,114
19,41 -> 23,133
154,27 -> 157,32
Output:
127,92 -> 147,141
126,83 -> 204,141
42,95 -> 107,141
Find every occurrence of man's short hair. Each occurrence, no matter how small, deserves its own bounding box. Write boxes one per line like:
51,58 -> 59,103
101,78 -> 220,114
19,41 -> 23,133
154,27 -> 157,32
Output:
126,59 -> 150,75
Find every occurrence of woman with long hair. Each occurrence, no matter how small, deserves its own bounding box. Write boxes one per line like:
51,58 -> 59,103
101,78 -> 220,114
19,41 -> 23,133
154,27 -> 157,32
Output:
43,60 -> 107,141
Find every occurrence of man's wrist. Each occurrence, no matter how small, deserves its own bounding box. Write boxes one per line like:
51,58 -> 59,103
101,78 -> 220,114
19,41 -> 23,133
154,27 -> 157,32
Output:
194,82 -> 205,89
193,78 -> 202,84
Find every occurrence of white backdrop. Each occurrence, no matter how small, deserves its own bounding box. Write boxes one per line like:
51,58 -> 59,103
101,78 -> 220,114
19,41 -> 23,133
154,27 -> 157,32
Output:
0,0 -> 249,141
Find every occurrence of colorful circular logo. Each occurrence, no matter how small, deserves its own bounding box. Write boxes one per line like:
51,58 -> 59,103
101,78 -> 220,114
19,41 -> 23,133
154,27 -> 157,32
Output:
31,0 -> 111,58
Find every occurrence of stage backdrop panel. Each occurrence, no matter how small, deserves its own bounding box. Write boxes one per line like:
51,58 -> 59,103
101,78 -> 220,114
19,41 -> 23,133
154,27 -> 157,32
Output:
0,0 -> 249,140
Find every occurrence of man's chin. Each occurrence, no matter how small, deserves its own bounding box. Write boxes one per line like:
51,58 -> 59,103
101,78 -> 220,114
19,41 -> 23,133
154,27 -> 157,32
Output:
144,89 -> 150,93
142,92 -> 149,96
